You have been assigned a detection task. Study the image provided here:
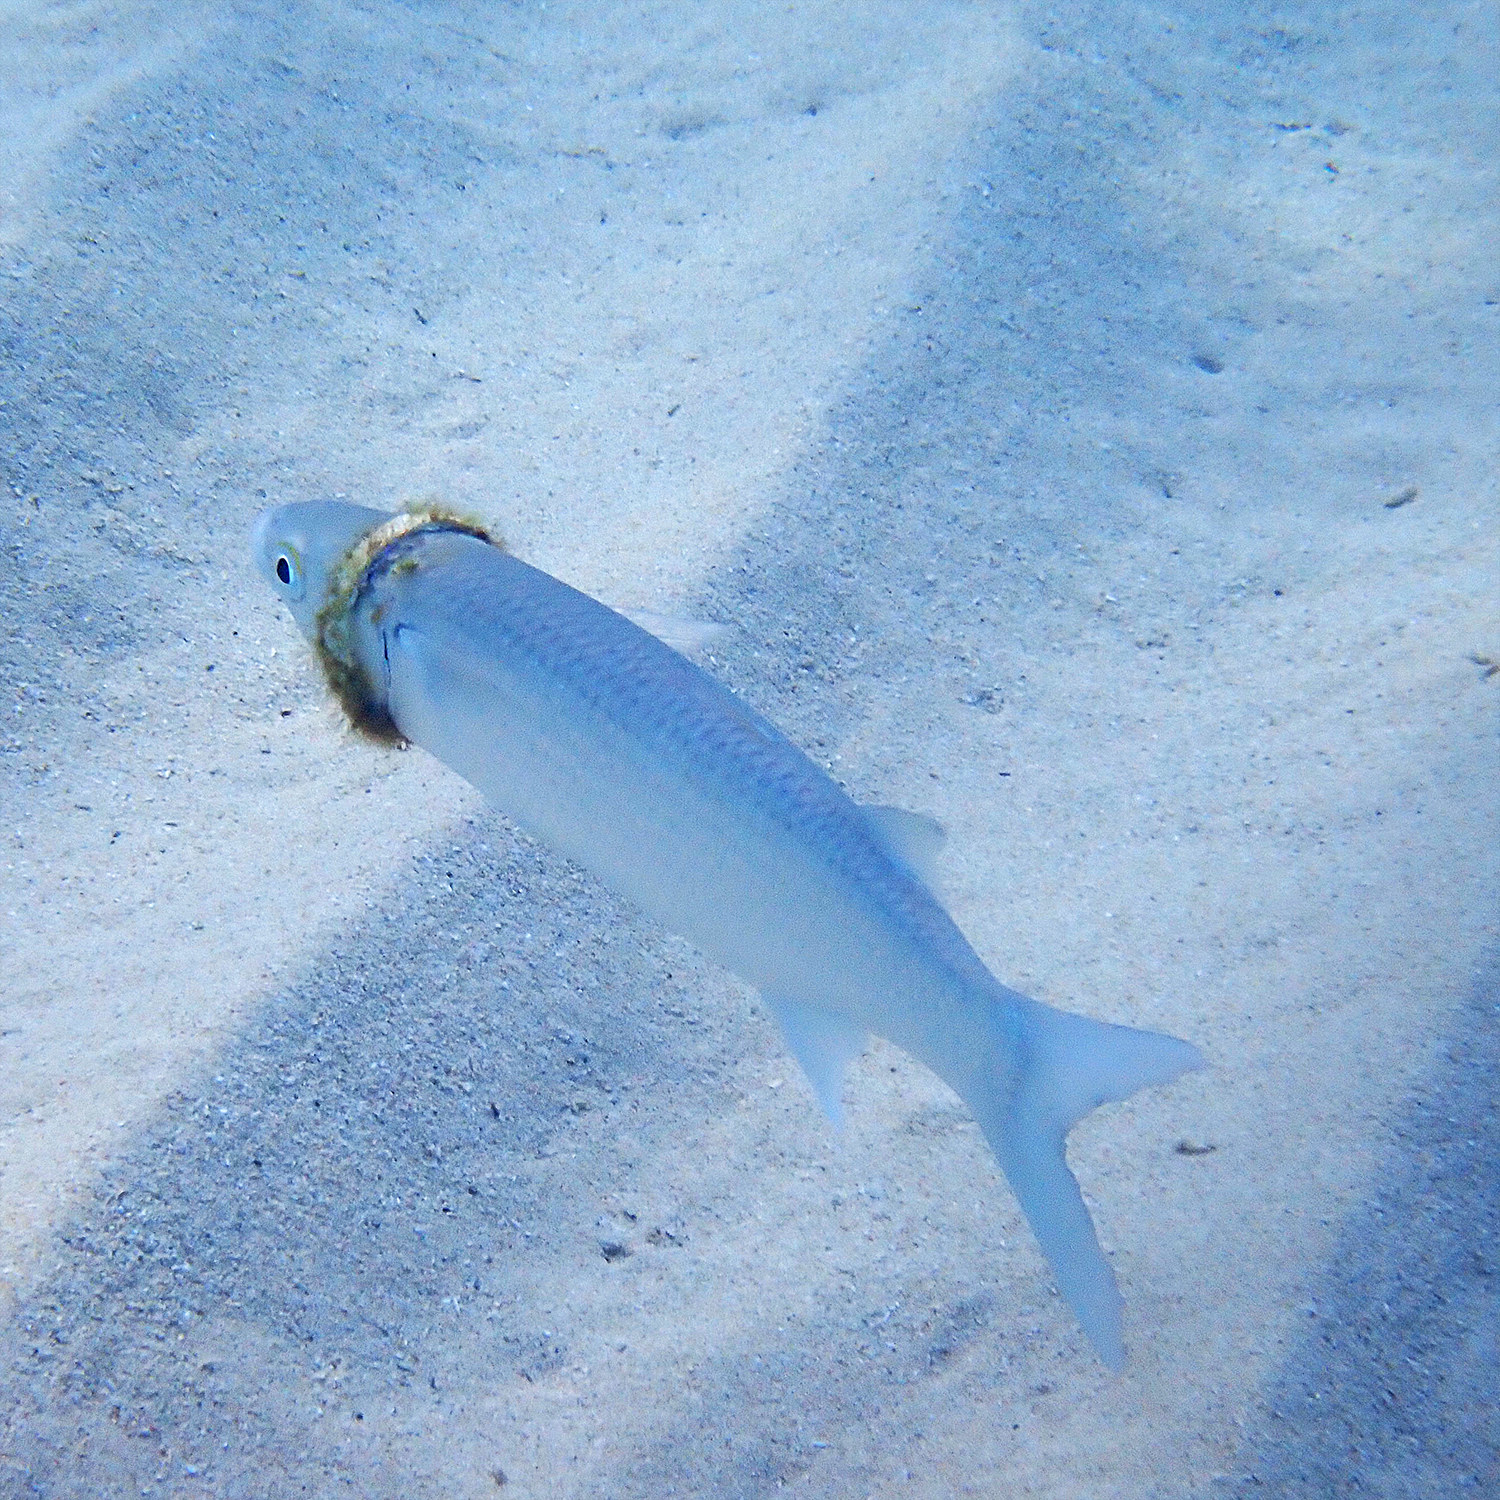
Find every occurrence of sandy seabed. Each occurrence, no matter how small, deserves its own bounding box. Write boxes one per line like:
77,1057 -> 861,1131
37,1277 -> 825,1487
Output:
1,2 -> 1496,1496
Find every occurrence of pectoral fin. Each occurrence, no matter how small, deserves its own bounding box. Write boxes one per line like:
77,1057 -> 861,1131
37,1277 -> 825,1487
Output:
764,995 -> 867,1128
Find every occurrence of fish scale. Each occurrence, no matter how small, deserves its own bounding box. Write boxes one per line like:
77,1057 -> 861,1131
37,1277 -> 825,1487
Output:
363,533 -> 981,1031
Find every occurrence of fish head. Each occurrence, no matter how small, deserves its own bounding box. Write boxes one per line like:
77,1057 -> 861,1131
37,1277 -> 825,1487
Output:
251,500 -> 393,638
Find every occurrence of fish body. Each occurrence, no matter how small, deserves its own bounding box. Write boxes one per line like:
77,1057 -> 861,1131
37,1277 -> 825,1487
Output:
252,501 -> 1203,1368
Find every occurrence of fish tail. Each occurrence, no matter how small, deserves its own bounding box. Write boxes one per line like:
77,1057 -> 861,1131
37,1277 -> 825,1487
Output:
972,996 -> 1204,1369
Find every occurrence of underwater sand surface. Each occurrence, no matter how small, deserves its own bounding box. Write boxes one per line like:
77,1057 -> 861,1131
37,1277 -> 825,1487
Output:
1,1 -> 1495,1495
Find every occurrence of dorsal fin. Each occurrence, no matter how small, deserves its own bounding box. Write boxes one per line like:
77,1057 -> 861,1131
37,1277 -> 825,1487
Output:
617,607 -> 729,657
861,803 -> 947,887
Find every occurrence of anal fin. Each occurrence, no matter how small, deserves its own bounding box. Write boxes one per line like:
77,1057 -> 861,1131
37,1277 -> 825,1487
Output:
765,995 -> 867,1128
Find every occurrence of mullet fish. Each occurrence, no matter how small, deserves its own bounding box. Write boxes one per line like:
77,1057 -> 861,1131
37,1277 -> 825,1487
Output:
251,500 -> 1203,1368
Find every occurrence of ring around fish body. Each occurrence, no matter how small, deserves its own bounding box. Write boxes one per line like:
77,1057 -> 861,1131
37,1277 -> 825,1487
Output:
251,501 -> 1204,1369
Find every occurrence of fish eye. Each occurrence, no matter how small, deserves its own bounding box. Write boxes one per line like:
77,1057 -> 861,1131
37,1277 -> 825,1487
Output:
267,544 -> 306,601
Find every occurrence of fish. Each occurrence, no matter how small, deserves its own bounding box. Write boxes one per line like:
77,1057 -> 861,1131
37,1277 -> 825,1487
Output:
250,499 -> 1204,1368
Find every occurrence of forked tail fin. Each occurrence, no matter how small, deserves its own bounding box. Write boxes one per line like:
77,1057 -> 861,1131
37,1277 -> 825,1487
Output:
975,999 -> 1204,1369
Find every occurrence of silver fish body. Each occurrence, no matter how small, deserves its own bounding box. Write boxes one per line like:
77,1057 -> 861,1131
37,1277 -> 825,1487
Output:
253,501 -> 1203,1368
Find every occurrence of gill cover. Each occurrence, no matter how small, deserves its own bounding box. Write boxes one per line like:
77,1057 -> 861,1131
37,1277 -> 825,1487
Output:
312,504 -> 498,743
